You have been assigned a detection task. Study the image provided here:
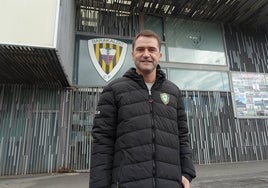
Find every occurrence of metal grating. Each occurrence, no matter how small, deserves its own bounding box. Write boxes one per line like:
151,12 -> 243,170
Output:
0,45 -> 70,87
183,90 -> 268,164
0,85 -> 102,175
76,0 -> 268,30
1,85 -> 268,176
224,25 -> 268,73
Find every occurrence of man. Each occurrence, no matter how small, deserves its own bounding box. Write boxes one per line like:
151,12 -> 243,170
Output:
90,29 -> 196,188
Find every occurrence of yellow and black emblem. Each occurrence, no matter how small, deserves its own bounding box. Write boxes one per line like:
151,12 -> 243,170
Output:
88,38 -> 127,82
160,93 -> 170,105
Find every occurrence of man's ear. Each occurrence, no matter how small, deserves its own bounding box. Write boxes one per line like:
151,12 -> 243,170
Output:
159,52 -> 162,59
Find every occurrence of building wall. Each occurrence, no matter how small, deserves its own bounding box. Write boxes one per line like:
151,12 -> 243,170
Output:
225,26 -> 268,73
0,85 -> 101,175
1,76 -> 268,176
183,90 -> 268,164
1,11 -> 268,176
56,0 -> 76,84
0,0 -> 59,47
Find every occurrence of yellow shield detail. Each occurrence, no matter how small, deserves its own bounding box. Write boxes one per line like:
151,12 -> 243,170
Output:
160,93 -> 170,105
88,38 -> 127,82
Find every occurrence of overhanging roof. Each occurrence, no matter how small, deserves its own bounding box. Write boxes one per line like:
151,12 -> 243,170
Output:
1,0 -> 268,88
0,45 -> 69,87
76,0 -> 268,30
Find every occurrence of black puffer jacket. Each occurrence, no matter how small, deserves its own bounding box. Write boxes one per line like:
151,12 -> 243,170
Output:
90,66 -> 196,188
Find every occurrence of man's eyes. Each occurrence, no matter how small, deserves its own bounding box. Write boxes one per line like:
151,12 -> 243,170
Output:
136,48 -> 157,52
149,48 -> 157,52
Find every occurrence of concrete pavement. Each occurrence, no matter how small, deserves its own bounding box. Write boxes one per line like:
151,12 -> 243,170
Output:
192,160 -> 268,188
0,160 -> 268,188
0,173 -> 89,188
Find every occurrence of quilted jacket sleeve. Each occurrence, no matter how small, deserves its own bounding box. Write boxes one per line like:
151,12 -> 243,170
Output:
89,85 -> 117,188
177,90 -> 196,182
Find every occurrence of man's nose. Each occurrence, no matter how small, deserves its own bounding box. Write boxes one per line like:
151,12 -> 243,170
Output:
143,49 -> 150,56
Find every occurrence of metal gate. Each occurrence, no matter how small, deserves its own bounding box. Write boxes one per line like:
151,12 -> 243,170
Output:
0,85 -> 101,176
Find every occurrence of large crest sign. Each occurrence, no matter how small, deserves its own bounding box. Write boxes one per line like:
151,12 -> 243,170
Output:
88,38 -> 127,82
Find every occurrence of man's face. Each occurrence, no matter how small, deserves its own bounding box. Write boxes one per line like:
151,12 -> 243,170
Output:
132,36 -> 162,76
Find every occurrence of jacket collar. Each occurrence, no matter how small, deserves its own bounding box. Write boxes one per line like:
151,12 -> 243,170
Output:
123,64 -> 166,84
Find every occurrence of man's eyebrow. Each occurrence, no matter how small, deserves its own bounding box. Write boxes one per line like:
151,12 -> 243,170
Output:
136,46 -> 157,49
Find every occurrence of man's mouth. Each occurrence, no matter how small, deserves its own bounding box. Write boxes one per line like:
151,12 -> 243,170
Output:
141,60 -> 152,63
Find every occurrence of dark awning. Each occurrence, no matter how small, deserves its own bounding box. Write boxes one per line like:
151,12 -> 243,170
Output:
76,0 -> 268,30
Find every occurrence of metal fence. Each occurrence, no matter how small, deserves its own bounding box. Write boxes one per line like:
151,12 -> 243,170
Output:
0,85 -> 268,176
183,91 -> 268,164
0,85 -> 100,175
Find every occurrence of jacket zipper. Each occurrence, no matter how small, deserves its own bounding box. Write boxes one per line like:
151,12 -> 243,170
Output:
148,92 -> 156,188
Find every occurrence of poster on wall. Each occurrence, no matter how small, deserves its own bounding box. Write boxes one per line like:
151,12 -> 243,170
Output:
231,72 -> 268,117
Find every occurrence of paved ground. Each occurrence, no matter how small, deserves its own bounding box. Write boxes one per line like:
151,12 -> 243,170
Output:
0,160 -> 268,188
191,160 -> 268,188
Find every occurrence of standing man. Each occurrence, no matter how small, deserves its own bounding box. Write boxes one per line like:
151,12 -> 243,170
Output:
90,30 -> 196,188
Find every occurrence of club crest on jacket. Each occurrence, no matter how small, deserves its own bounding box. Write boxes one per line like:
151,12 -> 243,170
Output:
88,38 -> 127,82
160,93 -> 170,105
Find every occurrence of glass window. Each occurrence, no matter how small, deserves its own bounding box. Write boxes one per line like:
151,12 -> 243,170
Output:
160,44 -> 166,62
169,69 -> 230,91
76,37 -> 165,86
78,9 -> 139,37
144,15 -> 166,61
77,39 -> 133,86
144,15 -> 164,41
166,17 -> 226,66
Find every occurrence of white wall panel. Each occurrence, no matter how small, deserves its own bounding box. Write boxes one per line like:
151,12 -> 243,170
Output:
0,0 -> 59,48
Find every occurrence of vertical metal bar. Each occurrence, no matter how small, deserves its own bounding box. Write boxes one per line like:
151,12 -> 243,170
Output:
15,137 -> 22,175
65,90 -> 72,169
0,137 -> 3,176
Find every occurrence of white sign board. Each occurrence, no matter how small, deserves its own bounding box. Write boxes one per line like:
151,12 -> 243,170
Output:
0,0 -> 59,48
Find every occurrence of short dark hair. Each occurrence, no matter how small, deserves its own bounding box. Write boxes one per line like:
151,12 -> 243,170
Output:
132,30 -> 161,51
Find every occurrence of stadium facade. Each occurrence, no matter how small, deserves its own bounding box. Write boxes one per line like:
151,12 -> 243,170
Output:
1,0 -> 268,175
